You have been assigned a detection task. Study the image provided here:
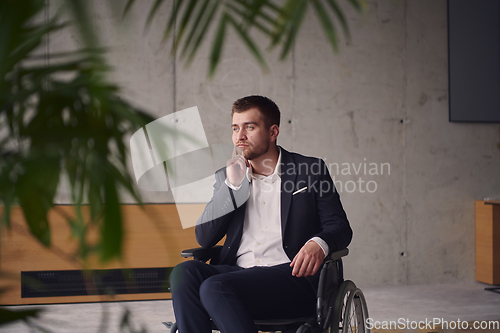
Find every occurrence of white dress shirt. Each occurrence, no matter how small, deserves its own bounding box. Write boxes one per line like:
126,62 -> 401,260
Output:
226,149 -> 329,268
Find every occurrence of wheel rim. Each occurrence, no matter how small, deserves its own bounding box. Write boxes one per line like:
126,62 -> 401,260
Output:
326,280 -> 356,333
341,288 -> 369,333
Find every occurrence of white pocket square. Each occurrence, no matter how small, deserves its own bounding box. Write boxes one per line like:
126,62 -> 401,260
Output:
292,187 -> 307,195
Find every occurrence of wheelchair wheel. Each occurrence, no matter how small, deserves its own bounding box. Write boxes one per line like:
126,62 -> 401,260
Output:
342,287 -> 369,333
168,322 -> 177,333
324,280 -> 369,333
324,280 -> 355,333
296,323 -> 314,333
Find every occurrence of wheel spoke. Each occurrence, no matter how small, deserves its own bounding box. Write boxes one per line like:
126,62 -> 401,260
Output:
328,280 -> 370,333
342,288 -> 369,333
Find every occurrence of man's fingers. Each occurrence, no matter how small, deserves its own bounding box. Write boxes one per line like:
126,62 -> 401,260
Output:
291,257 -> 300,276
291,241 -> 326,277
291,255 -> 303,276
228,156 -> 246,170
308,258 -> 320,276
301,256 -> 315,277
227,155 -> 240,167
298,257 -> 321,277
312,259 -> 321,275
236,158 -> 246,169
226,155 -> 247,186
292,253 -> 323,277
293,252 -> 311,277
304,258 -> 315,276
297,262 -> 308,277
239,155 -> 248,167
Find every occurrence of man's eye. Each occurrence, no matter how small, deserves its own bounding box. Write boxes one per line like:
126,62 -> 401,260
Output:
232,127 -> 238,132
247,126 -> 254,130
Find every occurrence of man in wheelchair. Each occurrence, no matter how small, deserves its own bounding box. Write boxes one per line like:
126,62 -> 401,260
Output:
169,95 -> 353,333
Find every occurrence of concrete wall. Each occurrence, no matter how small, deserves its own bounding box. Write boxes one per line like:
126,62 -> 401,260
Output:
50,0 -> 500,287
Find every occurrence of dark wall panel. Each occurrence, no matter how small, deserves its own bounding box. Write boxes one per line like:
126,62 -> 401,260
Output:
449,0 -> 500,122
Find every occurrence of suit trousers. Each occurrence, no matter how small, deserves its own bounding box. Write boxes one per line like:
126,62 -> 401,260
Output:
169,260 -> 318,333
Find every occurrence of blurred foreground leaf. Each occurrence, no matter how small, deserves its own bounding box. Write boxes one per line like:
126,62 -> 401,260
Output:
0,307 -> 41,325
0,0 -> 154,262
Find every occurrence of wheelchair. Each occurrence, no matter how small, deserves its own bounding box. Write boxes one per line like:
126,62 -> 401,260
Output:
167,246 -> 370,333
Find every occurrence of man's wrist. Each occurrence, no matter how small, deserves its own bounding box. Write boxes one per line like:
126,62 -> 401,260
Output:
308,237 -> 329,258
225,178 -> 242,191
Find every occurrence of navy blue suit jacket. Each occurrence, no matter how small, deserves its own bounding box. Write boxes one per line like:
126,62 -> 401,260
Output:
195,147 -> 352,269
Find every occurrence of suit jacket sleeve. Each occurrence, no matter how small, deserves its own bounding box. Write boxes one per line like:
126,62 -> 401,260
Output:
313,159 -> 352,252
195,167 -> 249,248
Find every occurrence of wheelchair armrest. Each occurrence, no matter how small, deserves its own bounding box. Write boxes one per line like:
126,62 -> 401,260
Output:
316,248 -> 349,325
326,248 -> 349,262
181,246 -> 223,262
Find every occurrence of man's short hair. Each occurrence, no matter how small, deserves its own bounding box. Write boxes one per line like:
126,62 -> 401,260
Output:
232,95 -> 280,128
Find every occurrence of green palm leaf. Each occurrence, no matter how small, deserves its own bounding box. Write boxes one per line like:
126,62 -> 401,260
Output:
209,13 -> 228,77
0,0 -> 155,263
312,0 -> 339,52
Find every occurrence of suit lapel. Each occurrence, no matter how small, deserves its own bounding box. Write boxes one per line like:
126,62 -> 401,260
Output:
280,148 -> 297,235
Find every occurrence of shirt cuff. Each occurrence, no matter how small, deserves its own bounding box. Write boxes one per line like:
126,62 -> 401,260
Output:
225,178 -> 242,191
308,237 -> 329,258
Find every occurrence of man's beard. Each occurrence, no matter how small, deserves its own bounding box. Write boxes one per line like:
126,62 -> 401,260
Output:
239,141 -> 269,160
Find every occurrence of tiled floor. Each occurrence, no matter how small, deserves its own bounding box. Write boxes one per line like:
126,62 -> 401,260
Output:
1,282 -> 499,333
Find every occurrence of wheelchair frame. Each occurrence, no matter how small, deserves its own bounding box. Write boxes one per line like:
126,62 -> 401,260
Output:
168,247 -> 370,333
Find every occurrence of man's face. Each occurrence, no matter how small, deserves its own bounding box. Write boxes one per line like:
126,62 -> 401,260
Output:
231,108 -> 271,160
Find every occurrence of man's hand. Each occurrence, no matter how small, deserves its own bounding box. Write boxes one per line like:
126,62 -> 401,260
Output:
226,154 -> 247,187
290,241 -> 325,277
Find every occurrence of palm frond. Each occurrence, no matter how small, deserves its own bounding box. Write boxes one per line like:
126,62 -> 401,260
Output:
224,14 -> 268,75
132,0 -> 364,74
208,13 -> 228,77
0,0 -> 154,263
312,0 -> 339,52
183,0 -> 220,64
326,0 -> 351,41
275,0 -> 309,59
146,0 -> 166,28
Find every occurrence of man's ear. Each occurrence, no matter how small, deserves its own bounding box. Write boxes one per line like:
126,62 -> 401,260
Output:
270,124 -> 279,142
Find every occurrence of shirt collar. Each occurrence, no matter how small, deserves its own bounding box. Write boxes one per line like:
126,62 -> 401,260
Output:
247,147 -> 281,183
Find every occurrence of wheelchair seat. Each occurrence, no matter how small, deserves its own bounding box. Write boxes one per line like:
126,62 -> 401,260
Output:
167,247 -> 370,333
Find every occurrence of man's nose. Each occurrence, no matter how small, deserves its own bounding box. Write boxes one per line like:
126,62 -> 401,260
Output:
237,129 -> 247,140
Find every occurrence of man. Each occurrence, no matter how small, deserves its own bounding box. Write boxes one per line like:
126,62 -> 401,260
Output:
170,95 -> 352,333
